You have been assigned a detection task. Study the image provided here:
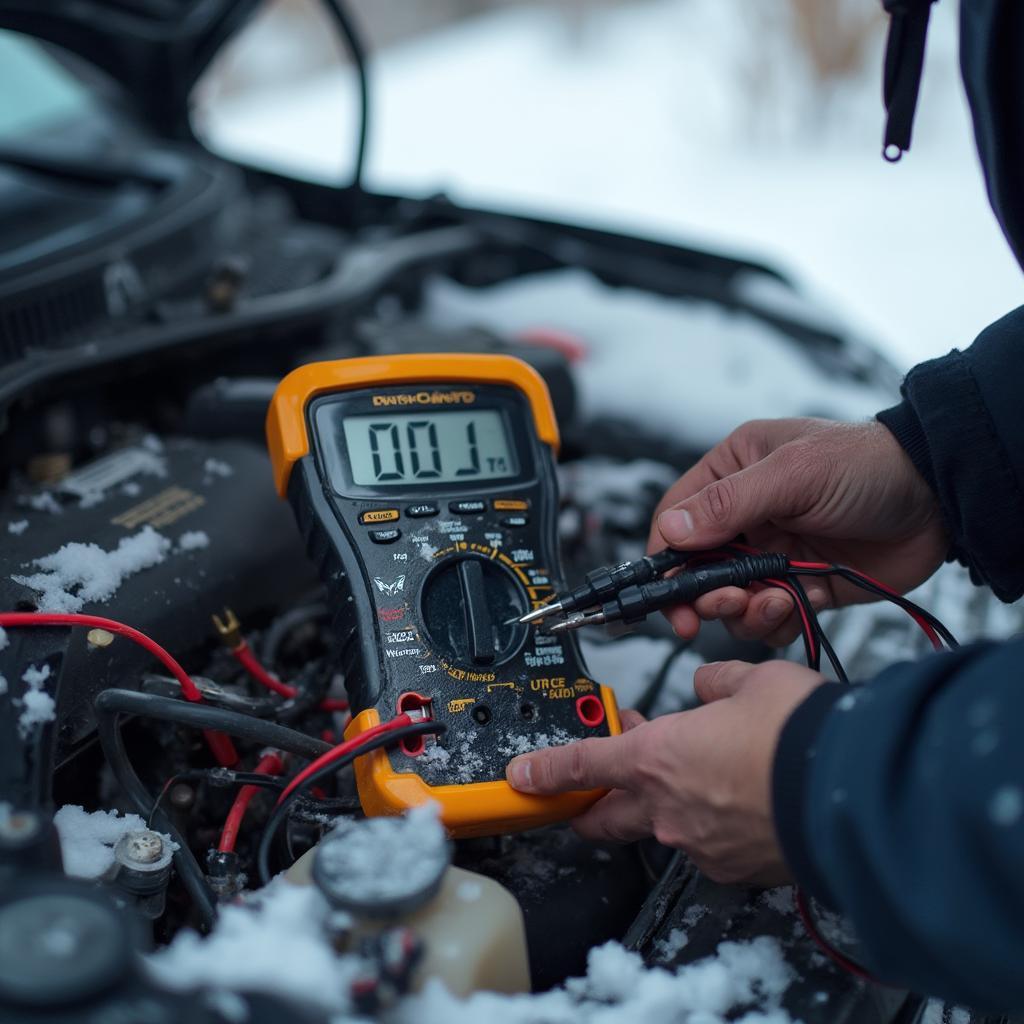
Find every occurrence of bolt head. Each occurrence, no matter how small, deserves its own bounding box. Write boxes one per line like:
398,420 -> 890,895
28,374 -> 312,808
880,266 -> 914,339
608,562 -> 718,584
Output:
118,830 -> 163,865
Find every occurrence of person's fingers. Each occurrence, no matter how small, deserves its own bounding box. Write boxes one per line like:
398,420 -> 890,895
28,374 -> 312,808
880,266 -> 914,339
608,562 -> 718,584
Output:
619,709 -> 647,732
658,446 -> 814,551
571,790 -> 653,844
506,732 -> 636,795
664,604 -> 701,639
692,587 -> 751,622
646,456 -> 724,553
692,660 -> 755,703
702,589 -> 800,646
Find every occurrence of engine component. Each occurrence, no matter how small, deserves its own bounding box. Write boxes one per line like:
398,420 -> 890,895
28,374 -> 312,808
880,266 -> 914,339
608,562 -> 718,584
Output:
110,829 -> 174,920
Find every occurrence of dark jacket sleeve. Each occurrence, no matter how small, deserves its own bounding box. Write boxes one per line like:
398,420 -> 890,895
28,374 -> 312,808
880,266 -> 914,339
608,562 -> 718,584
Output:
773,641 -> 1024,1011
877,305 -> 1024,602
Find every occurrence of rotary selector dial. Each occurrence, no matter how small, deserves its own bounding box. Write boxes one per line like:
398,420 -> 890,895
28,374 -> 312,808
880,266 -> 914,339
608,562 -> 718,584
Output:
420,555 -> 529,666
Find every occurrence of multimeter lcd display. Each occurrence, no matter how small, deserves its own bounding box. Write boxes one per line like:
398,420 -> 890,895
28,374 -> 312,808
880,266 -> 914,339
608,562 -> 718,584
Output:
338,410 -> 518,486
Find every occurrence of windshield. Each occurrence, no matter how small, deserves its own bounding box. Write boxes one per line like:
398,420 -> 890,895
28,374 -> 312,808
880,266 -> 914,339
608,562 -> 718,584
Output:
0,31 -> 95,141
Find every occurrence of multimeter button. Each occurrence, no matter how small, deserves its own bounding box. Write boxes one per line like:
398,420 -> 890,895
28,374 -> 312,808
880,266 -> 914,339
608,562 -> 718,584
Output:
405,503 -> 439,518
492,498 -> 529,511
501,515 -> 529,528
359,509 -> 400,524
449,500 -> 486,515
368,528 -> 402,544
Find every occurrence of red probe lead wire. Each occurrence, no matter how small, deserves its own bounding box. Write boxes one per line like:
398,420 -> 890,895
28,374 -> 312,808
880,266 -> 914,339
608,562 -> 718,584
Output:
276,714 -> 414,805
787,561 -> 943,650
0,612 -> 238,766
218,751 -> 285,853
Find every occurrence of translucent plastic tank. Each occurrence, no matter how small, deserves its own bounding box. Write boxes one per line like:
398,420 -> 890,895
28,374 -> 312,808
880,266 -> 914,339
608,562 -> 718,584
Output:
286,848 -> 530,997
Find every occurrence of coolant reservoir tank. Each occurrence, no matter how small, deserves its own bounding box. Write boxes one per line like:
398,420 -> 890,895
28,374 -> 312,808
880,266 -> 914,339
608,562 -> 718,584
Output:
285,811 -> 530,998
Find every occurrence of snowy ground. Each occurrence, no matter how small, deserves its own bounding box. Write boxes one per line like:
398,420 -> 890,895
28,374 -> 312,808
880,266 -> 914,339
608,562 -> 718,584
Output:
198,0 -> 1022,370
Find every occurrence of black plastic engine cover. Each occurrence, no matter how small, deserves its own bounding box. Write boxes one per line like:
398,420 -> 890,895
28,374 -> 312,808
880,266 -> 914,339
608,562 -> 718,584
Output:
0,437 -> 318,806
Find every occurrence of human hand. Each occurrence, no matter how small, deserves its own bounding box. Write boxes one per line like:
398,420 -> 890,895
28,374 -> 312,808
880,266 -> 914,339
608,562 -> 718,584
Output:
506,659 -> 826,885
648,418 -> 947,644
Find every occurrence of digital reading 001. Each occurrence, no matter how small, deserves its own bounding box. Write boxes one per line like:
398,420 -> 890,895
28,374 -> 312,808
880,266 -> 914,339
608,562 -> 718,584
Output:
328,409 -> 517,487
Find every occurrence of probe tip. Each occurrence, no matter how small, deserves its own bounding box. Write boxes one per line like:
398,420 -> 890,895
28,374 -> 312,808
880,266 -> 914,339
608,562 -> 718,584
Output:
519,601 -> 563,625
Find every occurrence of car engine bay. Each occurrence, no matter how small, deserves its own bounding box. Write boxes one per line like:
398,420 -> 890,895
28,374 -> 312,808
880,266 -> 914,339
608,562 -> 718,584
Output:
1,7 -> 1020,1022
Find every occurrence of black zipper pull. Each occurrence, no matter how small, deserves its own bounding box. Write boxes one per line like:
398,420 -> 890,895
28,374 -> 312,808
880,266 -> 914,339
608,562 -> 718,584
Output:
881,0 -> 938,162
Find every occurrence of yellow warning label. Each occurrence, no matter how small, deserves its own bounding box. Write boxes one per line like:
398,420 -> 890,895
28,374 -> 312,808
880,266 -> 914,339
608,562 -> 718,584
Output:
359,509 -> 399,524
113,487 -> 205,529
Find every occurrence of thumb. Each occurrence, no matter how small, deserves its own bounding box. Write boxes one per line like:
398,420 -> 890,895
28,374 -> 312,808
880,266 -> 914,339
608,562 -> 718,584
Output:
506,732 -> 636,795
693,660 -> 756,703
657,448 -> 807,549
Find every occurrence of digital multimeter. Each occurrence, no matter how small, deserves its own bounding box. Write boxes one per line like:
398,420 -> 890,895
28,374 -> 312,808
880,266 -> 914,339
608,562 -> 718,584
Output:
266,354 -> 621,837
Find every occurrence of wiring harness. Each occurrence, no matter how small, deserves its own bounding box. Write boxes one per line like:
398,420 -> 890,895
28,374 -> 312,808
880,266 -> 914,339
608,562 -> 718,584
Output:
0,542 -> 957,960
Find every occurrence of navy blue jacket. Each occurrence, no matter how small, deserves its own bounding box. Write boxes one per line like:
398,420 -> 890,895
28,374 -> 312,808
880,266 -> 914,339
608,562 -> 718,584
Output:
772,1 -> 1024,1010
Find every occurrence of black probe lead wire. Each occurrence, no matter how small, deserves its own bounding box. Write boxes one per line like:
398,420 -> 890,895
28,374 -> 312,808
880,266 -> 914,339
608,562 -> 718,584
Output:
791,566 -> 959,648
323,0 -> 370,190
256,720 -> 447,886
94,690 -> 334,930
785,575 -> 850,684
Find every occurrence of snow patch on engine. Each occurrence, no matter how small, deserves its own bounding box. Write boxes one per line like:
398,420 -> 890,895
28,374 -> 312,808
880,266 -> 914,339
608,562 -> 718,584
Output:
178,530 -> 211,552
11,526 -> 172,612
16,663 -> 55,736
398,935 -> 794,1023
147,876 -> 363,1013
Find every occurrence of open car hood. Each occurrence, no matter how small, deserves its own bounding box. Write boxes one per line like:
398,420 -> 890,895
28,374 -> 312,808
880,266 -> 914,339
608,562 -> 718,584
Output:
0,0 -> 262,137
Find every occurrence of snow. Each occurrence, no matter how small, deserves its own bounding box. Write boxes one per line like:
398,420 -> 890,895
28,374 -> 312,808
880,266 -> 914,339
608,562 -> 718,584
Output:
203,458 -> 234,481
397,936 -> 793,1024
653,927 -> 690,962
421,731 -> 485,785
11,525 -> 171,613
17,663 -> 55,737
314,802 -> 448,905
53,805 -> 174,879
988,786 -> 1023,828
152,868 -> 795,1021
19,491 -> 61,514
199,0 -> 1023,372
682,903 -> 710,928
424,269 -> 891,452
498,727 -> 574,759
760,888 -> 796,917
922,1005 -> 972,1024
178,530 -> 211,552
7,520 -> 28,535
147,876 -> 363,1013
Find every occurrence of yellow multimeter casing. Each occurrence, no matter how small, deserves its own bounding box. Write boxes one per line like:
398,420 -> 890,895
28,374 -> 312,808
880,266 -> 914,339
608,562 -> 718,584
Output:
267,354 -> 620,837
